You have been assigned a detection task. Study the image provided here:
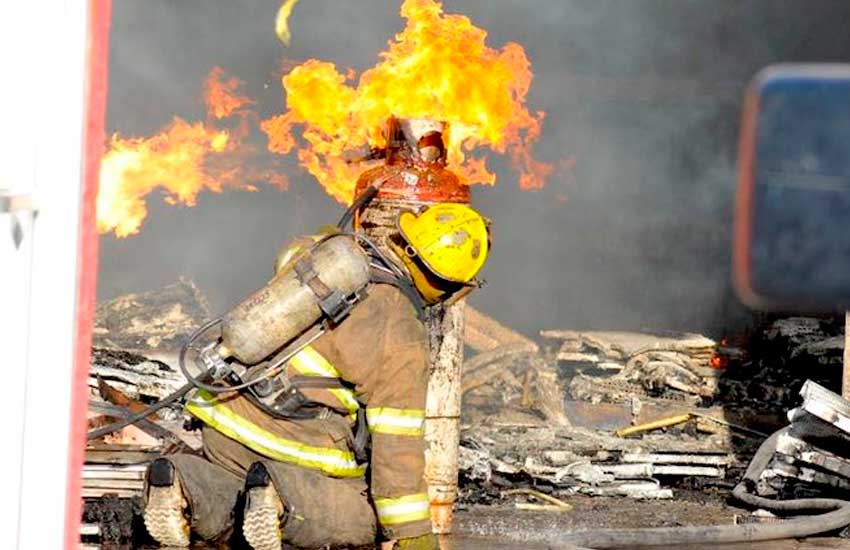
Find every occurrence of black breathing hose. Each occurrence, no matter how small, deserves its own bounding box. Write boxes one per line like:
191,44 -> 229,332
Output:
85,318 -> 224,441
337,184 -> 380,230
87,307 -> 328,439
175,317 -> 268,394
86,381 -> 195,441
542,428 -> 850,549
358,232 -> 408,280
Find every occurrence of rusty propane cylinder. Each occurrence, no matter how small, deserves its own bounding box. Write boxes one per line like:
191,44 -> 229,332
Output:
220,235 -> 370,365
354,118 -> 470,535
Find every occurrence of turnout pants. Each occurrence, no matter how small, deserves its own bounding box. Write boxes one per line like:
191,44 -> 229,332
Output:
165,427 -> 378,548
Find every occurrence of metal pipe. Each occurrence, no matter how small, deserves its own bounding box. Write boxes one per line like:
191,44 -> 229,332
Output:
424,301 -> 465,533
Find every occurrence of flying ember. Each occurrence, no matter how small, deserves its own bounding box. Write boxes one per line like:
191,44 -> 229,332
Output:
275,0 -> 301,47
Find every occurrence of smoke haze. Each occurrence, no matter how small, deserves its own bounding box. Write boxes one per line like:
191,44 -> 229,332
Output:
98,0 -> 850,338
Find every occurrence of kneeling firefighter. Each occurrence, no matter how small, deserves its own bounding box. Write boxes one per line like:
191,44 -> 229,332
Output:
141,197 -> 491,549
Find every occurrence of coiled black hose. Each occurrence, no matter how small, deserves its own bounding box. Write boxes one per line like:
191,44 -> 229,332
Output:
175,317 -> 270,394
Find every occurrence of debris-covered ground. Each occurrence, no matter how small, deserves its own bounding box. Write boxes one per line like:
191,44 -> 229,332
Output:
83,281 -> 850,547
452,508 -> 850,550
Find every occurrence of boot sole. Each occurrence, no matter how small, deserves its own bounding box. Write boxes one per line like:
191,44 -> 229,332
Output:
243,485 -> 283,550
144,483 -> 190,547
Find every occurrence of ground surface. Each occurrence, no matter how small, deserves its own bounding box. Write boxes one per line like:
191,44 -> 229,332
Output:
450,497 -> 850,549
455,495 -> 741,540
85,497 -> 850,548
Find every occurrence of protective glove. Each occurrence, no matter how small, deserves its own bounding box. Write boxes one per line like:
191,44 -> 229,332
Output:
394,533 -> 439,550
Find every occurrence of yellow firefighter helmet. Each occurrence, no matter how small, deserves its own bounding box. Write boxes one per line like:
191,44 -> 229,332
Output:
397,203 -> 490,284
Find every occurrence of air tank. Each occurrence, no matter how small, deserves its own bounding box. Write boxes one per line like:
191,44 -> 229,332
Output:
219,235 -> 370,365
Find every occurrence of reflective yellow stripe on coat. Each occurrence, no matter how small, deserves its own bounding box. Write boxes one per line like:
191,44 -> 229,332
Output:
289,346 -> 360,414
374,493 -> 431,526
186,390 -> 365,478
366,407 -> 426,436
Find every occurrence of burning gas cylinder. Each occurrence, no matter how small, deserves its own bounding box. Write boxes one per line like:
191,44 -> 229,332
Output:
354,117 -> 468,534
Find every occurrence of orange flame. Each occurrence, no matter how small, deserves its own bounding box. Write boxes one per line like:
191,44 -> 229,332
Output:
204,66 -> 254,119
709,355 -> 728,370
96,118 -> 242,237
261,0 -> 551,204
98,3 -> 551,237
98,66 -> 269,237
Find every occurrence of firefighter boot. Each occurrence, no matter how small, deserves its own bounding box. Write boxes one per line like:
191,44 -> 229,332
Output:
143,458 -> 191,547
243,462 -> 285,550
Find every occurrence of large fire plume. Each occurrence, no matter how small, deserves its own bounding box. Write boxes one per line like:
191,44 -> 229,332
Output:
98,0 -> 551,236
262,0 -> 551,204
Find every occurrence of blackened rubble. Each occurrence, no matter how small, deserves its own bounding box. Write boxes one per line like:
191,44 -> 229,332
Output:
93,278 -> 211,351
82,281 -> 849,545
458,315 -> 846,509
718,317 -> 845,411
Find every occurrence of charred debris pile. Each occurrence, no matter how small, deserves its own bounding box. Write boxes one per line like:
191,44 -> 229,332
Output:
83,281 -> 845,543
459,314 -> 844,506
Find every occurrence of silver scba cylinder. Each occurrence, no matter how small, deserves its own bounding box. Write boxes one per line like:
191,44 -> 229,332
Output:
220,235 -> 370,365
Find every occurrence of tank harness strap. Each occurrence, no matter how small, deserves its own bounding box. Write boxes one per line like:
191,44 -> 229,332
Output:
368,267 -> 427,320
351,408 -> 370,463
245,378 -> 370,460
244,358 -> 371,458
294,256 -> 352,324
249,372 -> 346,409
288,375 -> 346,389
228,242 -> 424,461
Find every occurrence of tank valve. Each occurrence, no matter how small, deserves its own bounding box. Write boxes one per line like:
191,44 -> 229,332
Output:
199,343 -> 233,380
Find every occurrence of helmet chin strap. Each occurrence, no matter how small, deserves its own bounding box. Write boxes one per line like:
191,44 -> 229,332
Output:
387,237 -> 449,305
442,284 -> 477,308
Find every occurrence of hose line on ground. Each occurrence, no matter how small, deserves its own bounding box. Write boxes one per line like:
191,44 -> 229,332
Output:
553,495 -> 850,549
543,428 -> 850,549
86,381 -> 195,441
85,317 -> 224,441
